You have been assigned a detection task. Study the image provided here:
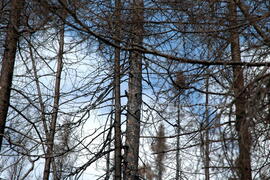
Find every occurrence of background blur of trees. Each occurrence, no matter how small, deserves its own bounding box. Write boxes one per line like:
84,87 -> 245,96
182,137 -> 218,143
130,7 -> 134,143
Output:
1,0 -> 270,179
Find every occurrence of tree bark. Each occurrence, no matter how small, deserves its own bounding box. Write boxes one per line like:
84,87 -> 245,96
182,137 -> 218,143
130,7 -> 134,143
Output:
176,99 -> 180,180
124,0 -> 144,179
0,0 -> 25,151
204,74 -> 210,180
229,1 -> 252,180
114,0 -> 122,179
43,7 -> 66,180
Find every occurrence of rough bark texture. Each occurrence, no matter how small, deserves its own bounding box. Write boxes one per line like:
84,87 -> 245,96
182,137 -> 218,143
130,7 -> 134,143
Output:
229,1 -> 252,180
124,0 -> 144,179
114,0 -> 122,179
0,0 -> 24,150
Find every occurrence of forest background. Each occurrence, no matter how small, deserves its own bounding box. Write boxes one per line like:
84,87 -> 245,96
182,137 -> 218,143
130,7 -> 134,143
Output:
0,0 -> 270,179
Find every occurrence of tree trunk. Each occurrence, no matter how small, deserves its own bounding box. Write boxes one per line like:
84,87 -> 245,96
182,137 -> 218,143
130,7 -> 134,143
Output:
124,0 -> 144,179
176,99 -> 181,180
114,0 -> 122,179
0,0 -> 25,151
43,8 -> 66,180
204,74 -> 210,180
105,111 -> 112,180
229,1 -> 252,180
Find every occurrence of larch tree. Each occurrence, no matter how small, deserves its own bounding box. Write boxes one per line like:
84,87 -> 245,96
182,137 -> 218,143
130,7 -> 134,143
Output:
124,0 -> 144,179
229,1 -> 252,179
113,0 -> 122,179
1,0 -> 270,179
42,1 -> 67,179
0,0 -> 25,150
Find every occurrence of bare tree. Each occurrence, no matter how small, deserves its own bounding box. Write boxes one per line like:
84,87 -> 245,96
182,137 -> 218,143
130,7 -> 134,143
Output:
151,124 -> 168,180
0,0 -> 25,150
204,72 -> 210,180
229,1 -> 252,179
124,0 -> 144,179
43,3 -> 67,179
113,0 -> 122,179
1,0 -> 270,179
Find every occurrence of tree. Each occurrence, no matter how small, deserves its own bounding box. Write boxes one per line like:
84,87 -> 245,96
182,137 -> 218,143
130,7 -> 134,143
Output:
42,1 -> 67,179
229,1 -> 252,179
151,124 -> 168,180
0,0 -> 25,150
1,0 -> 270,179
124,0 -> 144,179
53,117 -> 77,180
113,0 -> 122,179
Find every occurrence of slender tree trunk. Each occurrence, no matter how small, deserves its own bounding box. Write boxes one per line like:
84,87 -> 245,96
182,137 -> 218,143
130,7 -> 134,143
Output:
176,99 -> 181,180
124,1 -> 144,179
229,1 -> 252,180
43,10 -> 66,180
0,0 -> 25,150
29,44 -> 49,152
114,0 -> 122,179
204,74 -> 210,180
105,111 -> 112,180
